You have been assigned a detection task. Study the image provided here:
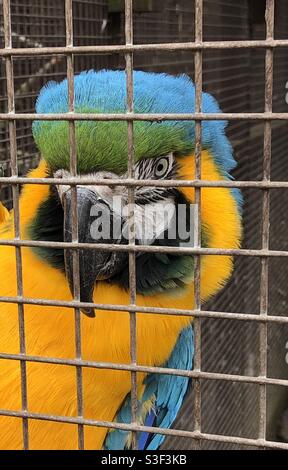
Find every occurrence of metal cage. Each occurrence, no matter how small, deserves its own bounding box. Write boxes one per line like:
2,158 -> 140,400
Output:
0,0 -> 288,450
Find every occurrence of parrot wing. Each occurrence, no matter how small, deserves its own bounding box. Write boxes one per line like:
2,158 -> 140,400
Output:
103,325 -> 194,450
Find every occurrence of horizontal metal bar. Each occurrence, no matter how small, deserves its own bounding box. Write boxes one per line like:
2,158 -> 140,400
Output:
0,39 -> 288,57
0,407 -> 287,450
0,351 -> 287,387
0,295 -> 287,324
0,238 -> 287,257
0,176 -> 288,190
0,112 -> 288,121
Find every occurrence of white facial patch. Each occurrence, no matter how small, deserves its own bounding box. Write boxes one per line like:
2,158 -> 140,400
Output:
54,153 -> 177,245
54,169 -> 126,205
122,199 -> 176,245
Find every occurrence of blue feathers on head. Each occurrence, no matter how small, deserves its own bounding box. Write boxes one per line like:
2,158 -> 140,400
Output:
33,70 -> 242,209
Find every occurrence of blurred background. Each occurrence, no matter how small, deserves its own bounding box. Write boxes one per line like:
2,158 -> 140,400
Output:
0,0 -> 288,449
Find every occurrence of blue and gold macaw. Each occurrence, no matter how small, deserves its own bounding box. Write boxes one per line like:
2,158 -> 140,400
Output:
0,71 -> 242,449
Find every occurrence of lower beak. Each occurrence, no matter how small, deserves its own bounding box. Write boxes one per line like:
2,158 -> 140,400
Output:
63,187 -> 126,317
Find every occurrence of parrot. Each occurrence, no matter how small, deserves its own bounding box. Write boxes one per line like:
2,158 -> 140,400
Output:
0,70 -> 242,450
0,202 -> 9,225
0,166 -> 10,225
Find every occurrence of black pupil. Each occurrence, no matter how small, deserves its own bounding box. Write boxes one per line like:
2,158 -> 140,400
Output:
157,162 -> 165,174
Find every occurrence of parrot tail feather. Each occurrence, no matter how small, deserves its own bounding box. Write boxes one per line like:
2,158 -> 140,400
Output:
103,325 -> 194,450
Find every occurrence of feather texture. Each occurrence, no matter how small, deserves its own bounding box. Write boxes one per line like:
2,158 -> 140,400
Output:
0,71 -> 242,449
33,70 -> 241,208
104,325 -> 194,450
0,202 -> 9,225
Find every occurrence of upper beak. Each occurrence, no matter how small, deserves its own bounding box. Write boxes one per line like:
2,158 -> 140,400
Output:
63,187 -> 126,318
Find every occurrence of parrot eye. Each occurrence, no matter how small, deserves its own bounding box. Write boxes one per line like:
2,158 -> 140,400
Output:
154,155 -> 173,179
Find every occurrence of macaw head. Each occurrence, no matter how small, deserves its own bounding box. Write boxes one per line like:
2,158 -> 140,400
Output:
29,70 -> 242,316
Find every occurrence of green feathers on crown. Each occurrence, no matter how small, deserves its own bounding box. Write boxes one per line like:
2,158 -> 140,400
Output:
32,70 -> 201,173
33,69 -> 238,182
34,116 -> 192,174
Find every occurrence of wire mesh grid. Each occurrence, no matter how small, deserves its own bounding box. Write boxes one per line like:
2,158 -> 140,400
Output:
0,0 -> 287,450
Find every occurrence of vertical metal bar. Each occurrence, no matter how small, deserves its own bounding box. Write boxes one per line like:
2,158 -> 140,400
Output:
65,0 -> 84,450
193,0 -> 203,450
2,0 -> 29,450
259,0 -> 274,445
125,0 -> 138,450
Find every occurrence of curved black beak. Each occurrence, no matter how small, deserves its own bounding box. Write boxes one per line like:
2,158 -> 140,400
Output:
63,187 -> 126,318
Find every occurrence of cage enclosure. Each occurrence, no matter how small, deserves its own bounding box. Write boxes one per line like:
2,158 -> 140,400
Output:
0,0 -> 288,450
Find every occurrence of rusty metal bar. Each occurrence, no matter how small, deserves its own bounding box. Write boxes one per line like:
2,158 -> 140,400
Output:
0,112 -> 288,121
124,0 -> 138,450
2,0 -> 29,450
2,176 -> 288,189
0,352 -> 288,387
0,0 -> 287,452
0,407 -> 287,450
1,39 -> 288,57
193,0 -> 203,450
0,295 -> 288,324
258,0 -> 274,446
65,0 -> 84,450
1,238 -> 288,257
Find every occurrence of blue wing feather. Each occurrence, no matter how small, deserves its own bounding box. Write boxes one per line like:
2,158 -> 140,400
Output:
104,325 -> 194,450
